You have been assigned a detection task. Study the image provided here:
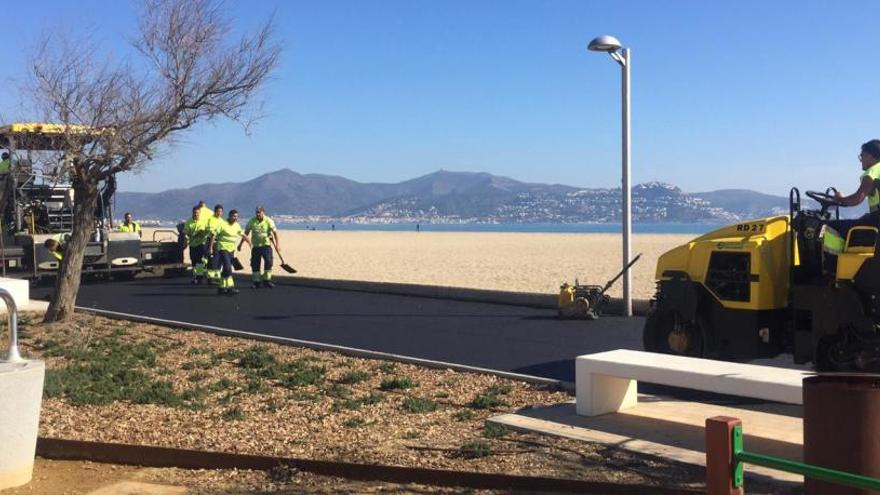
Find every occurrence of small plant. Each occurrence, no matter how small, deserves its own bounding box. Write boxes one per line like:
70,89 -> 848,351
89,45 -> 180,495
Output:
401,397 -> 438,413
343,417 -> 366,428
324,384 -> 352,399
264,399 -> 279,413
187,371 -> 209,383
453,409 -> 475,421
379,376 -> 415,391
339,370 -> 371,384
208,377 -> 236,393
459,441 -> 492,459
332,398 -> 362,412
280,365 -> 326,388
377,362 -> 397,373
402,430 -> 422,439
361,392 -> 384,405
237,346 -> 277,370
221,406 -> 245,421
243,379 -> 269,395
470,393 -> 505,410
486,383 -> 513,396
482,422 -> 511,439
186,346 -> 211,357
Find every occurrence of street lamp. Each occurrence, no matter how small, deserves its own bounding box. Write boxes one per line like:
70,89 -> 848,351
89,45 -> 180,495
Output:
588,35 -> 633,317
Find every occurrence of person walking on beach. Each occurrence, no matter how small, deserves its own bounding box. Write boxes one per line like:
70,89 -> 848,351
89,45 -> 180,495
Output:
205,204 -> 225,284
239,206 -> 279,289
209,209 -> 251,295
117,212 -> 142,237
183,206 -> 209,284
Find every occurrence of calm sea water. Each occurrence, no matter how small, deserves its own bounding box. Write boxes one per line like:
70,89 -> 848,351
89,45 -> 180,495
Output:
276,222 -> 722,235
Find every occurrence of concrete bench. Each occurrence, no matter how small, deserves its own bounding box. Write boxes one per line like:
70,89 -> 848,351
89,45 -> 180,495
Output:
576,349 -> 811,416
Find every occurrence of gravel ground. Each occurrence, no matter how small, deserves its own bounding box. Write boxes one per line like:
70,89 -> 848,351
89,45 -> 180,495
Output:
12,311 -> 792,493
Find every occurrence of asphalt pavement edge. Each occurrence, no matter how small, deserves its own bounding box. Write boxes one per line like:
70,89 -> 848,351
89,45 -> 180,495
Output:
271,275 -> 652,315
76,306 -> 575,393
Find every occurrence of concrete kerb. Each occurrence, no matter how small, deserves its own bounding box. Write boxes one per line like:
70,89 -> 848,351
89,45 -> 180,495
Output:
76,307 -> 574,393
270,275 -> 652,315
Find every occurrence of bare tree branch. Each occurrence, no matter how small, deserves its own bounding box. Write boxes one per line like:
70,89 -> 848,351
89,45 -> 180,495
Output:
23,0 -> 281,321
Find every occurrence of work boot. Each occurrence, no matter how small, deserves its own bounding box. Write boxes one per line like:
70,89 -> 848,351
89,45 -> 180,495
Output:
227,288 -> 240,296
252,281 -> 261,289
217,288 -> 226,295
262,280 -> 275,289
191,278 -> 199,285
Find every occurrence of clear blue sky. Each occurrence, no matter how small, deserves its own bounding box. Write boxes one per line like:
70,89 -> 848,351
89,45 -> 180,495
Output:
1,0 -> 877,195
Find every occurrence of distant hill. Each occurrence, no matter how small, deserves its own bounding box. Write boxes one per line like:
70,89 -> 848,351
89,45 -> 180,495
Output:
116,169 -> 793,224
692,189 -> 789,219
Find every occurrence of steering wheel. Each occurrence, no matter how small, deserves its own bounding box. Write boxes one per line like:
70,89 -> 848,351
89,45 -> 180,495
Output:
805,190 -> 842,208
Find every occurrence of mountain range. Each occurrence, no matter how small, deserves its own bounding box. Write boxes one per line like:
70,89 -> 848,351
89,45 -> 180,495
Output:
116,169 -> 792,224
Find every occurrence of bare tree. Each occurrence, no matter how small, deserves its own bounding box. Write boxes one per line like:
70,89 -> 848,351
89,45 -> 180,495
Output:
25,0 -> 280,322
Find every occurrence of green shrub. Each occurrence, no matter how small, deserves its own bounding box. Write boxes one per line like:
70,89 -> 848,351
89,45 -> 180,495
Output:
482,422 -> 511,439
459,441 -> 492,459
453,409 -> 475,421
401,397 -> 438,413
339,370 -> 371,384
470,393 -> 505,409
379,376 -> 415,391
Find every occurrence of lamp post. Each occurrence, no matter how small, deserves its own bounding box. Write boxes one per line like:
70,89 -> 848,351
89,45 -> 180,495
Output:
588,35 -> 632,317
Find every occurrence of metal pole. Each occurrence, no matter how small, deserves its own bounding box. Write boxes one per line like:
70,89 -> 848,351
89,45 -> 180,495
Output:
621,48 -> 632,317
0,287 -> 22,362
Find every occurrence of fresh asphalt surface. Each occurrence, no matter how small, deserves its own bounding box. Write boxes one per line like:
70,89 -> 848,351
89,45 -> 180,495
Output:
32,275 -> 801,403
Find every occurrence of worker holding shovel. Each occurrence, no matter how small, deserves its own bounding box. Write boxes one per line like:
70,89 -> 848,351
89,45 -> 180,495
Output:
240,206 -> 279,288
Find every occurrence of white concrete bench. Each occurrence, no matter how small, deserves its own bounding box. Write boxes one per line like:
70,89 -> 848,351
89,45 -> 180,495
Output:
576,349 -> 811,416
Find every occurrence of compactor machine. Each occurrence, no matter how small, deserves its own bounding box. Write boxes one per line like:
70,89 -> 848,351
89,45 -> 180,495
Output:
645,188 -> 880,371
0,123 -> 186,281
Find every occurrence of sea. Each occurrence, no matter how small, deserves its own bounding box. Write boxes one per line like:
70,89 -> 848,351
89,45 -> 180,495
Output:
274,222 -> 722,235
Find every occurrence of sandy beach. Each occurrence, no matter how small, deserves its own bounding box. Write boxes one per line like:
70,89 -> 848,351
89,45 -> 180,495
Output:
161,229 -> 692,299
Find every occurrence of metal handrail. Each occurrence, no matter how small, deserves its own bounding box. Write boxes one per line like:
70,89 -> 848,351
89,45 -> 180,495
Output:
0,287 -> 21,362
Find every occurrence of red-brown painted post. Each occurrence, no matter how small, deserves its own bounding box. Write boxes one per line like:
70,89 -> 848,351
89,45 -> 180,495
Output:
706,416 -> 744,495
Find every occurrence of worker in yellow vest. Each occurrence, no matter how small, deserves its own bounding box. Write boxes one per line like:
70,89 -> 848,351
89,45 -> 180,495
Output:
208,209 -> 251,295
197,201 -> 213,226
205,204 -> 225,284
239,206 -> 279,289
117,212 -> 142,237
44,237 -> 64,262
182,206 -> 209,284
824,140 -> 880,273
0,152 -> 10,174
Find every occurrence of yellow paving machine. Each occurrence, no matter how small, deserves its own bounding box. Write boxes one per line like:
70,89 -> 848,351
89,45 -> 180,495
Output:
644,188 -> 880,371
0,123 -> 186,281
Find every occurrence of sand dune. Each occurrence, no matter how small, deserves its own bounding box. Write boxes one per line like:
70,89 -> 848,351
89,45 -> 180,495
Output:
171,230 -> 691,299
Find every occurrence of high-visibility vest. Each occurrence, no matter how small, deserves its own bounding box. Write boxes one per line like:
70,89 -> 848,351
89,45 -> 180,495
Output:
864,162 -> 880,212
118,221 -> 141,234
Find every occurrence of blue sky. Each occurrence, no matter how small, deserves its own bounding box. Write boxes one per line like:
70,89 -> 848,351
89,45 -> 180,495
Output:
1,0 -> 878,195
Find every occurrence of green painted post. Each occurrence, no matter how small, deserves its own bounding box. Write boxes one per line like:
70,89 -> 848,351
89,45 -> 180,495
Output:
731,424 -> 744,489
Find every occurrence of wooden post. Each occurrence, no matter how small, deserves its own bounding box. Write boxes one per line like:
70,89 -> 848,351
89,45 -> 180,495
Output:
706,416 -> 744,495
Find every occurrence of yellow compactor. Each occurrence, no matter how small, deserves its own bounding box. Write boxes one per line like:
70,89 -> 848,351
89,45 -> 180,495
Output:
645,188 -> 880,371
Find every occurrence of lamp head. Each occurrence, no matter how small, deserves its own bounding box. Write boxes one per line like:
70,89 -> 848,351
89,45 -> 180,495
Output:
587,35 -> 622,53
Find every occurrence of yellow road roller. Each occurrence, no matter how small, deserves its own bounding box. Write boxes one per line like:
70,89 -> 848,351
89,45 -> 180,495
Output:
645,188 -> 880,371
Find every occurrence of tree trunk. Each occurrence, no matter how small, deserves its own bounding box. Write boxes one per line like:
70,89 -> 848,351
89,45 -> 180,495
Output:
43,177 -> 99,323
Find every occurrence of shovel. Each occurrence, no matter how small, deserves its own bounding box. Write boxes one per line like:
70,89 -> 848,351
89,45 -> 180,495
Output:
232,257 -> 244,271
272,241 -> 297,274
